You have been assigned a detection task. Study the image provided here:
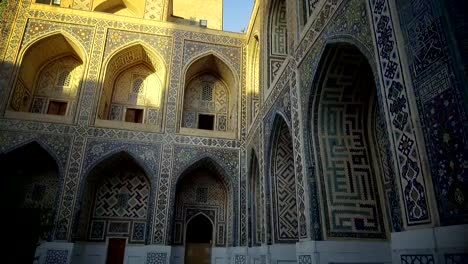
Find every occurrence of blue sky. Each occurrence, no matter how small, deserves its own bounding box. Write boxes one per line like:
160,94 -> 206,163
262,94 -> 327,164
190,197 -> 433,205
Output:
223,0 -> 254,33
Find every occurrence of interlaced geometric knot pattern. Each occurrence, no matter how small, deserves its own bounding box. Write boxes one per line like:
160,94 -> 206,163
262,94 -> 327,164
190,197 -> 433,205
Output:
267,0 -> 288,85
316,46 -> 385,238
272,118 -> 298,242
93,172 -> 149,218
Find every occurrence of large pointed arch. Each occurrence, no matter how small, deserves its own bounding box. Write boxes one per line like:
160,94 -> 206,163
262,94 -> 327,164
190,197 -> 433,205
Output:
9,32 -> 86,118
170,157 -> 233,247
0,141 -> 61,263
308,42 -> 391,239
74,151 -> 153,244
96,42 -> 167,129
180,52 -> 239,135
268,114 -> 298,243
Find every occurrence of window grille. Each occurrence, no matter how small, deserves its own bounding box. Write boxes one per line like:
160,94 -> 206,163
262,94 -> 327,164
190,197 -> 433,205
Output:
57,70 -> 71,87
201,83 -> 213,101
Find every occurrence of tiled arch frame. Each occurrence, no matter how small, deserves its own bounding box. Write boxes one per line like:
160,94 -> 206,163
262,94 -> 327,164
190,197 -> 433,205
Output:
5,30 -> 89,118
0,137 -> 70,240
301,35 -> 398,236
366,0 -> 436,228
266,112 -> 300,243
167,155 -> 236,246
93,40 -> 168,128
247,148 -> 262,246
307,41 -> 390,239
301,4 -> 435,237
72,141 -> 162,244
177,50 -> 240,134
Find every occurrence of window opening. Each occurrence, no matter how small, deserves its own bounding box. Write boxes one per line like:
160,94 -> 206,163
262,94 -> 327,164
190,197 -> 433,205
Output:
198,114 -> 214,130
47,100 -> 67,115
125,108 -> 144,123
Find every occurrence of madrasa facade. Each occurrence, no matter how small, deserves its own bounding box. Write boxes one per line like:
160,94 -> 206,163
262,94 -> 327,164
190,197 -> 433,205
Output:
0,0 -> 467,263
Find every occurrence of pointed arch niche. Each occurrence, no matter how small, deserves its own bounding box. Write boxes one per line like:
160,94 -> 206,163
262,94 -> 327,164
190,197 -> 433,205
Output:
248,150 -> 262,246
180,54 -> 238,138
76,152 -> 151,244
7,33 -> 85,122
269,115 -> 298,243
171,158 -> 231,247
96,44 -> 166,131
92,0 -> 145,18
0,142 -> 60,263
310,43 -> 390,239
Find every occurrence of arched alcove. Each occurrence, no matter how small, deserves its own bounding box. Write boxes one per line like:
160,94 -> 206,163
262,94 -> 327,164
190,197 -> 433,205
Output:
93,0 -> 145,17
9,33 -> 85,118
76,152 -> 151,244
181,54 -> 238,135
310,43 -> 389,239
269,115 -> 298,243
248,150 -> 262,246
97,44 -> 166,129
0,142 -> 60,263
172,163 -> 229,247
266,0 -> 288,85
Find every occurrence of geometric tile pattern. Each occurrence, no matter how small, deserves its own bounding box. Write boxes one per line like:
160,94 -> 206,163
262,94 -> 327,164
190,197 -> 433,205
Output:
271,117 -> 298,242
396,0 -> 468,225
146,252 -> 167,264
289,68 -> 309,239
374,106 -> 403,232
173,171 -> 228,246
445,254 -> 468,264
368,0 -> 432,226
298,255 -> 312,264
132,222 -> 147,242
235,255 -> 246,264
93,172 -> 149,218
182,74 -> 230,132
401,255 -> 434,264
144,0 -> 165,20
297,0 -> 393,238
44,249 -> 68,264
314,45 -> 386,238
267,0 -> 288,85
0,0 -> 460,248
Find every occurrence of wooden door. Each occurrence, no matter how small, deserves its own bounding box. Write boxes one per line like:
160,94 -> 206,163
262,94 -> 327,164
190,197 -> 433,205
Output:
185,243 -> 211,264
106,238 -> 126,264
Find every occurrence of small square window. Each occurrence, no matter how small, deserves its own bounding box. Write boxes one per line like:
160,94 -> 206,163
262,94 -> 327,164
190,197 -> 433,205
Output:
47,100 -> 67,115
125,108 -> 144,123
198,114 -> 214,130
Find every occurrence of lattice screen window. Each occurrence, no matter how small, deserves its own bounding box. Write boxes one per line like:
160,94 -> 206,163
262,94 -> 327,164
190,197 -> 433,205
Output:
201,83 -> 213,101
132,75 -> 145,94
56,70 -> 71,87
196,187 -> 208,203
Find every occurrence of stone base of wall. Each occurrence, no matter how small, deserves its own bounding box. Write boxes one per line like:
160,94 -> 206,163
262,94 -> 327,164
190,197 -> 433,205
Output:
296,240 -> 391,264
33,225 -> 468,264
391,224 -> 468,264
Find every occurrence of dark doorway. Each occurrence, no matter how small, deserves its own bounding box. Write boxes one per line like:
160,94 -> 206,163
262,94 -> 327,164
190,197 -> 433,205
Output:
106,238 -> 126,264
0,142 -> 59,264
185,214 -> 212,264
